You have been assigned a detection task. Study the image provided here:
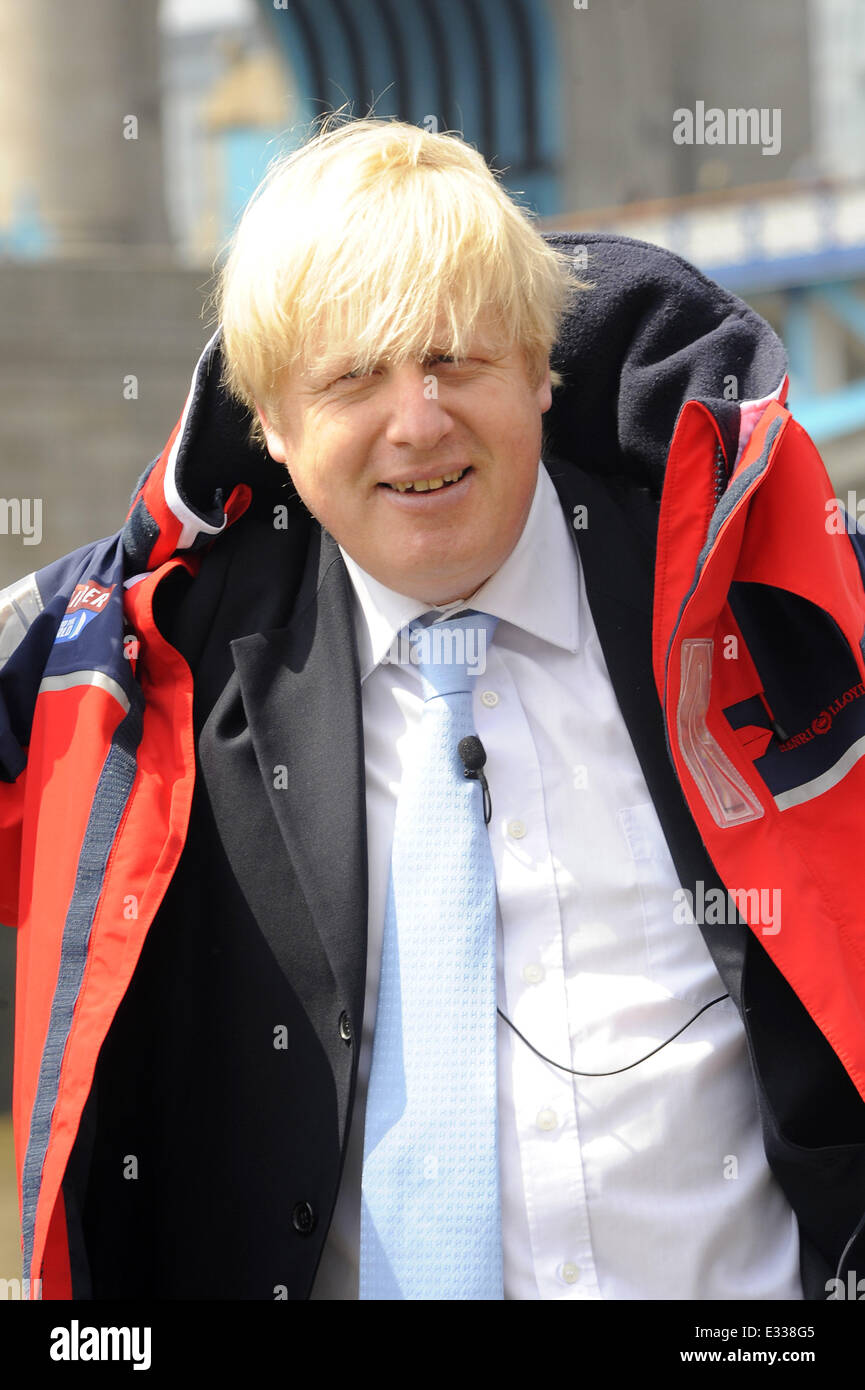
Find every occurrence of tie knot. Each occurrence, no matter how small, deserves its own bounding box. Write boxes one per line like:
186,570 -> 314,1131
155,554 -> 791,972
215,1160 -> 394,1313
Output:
407,609 -> 498,700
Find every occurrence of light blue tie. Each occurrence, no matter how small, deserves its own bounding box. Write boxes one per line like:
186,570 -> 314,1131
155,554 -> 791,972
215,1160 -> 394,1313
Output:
359,609 -> 503,1300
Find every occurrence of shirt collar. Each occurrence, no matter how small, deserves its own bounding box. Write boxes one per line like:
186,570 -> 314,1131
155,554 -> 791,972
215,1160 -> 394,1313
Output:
339,460 -> 582,683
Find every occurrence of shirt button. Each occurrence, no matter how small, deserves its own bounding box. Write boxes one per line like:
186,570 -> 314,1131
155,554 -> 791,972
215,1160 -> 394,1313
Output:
536,1108 -> 558,1131
522,963 -> 545,985
507,819 -> 527,839
481,690 -> 499,707
560,1262 -> 580,1284
338,1011 -> 352,1045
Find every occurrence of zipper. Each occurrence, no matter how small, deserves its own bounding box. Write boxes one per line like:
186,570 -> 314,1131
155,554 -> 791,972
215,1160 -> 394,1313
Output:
713,438 -> 728,507
661,420 -> 732,753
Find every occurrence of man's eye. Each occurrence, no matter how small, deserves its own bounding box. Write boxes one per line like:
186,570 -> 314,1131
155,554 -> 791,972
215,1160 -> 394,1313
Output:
322,368 -> 377,389
329,356 -> 470,386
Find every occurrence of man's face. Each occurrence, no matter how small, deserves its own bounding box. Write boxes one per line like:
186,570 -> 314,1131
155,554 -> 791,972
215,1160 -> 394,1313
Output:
256,319 -> 552,604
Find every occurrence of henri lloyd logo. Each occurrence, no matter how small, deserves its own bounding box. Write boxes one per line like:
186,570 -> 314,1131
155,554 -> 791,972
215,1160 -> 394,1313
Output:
777,680 -> 865,750
381,619 -> 489,675
55,580 -> 115,645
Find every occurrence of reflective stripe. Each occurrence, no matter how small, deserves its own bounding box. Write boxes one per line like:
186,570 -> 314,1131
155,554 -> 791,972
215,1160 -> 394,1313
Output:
0,573 -> 43,669
20,693 -> 143,1285
775,731 -> 865,811
39,670 -> 130,715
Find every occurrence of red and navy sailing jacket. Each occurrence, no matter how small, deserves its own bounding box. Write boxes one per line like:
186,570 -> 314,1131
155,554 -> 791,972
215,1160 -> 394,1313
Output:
3,232 -> 865,1297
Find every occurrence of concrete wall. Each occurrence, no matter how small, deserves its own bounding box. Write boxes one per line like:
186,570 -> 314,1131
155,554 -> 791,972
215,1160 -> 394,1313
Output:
0,0 -> 170,254
0,259 -> 215,1116
0,261 -> 215,593
551,0 -> 812,210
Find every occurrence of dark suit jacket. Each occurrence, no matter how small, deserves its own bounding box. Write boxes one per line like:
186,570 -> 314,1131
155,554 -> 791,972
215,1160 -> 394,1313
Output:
62,457 -> 865,1300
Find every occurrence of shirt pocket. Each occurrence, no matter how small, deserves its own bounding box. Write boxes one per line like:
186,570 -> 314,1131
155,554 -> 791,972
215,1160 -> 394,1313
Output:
616,801 -> 725,1004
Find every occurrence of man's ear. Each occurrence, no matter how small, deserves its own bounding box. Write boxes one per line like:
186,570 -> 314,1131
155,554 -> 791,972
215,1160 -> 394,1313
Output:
536,362 -> 553,415
255,403 -> 288,464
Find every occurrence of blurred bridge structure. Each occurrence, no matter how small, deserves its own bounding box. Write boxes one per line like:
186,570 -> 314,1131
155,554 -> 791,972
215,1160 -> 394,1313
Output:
544,178 -> 865,486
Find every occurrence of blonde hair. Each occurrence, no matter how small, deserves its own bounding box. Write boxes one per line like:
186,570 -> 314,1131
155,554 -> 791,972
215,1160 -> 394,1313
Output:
211,112 -> 585,443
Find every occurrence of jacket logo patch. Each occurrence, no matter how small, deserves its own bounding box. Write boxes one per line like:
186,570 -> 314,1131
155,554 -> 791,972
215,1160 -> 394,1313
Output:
777,680 -> 865,749
55,581 -> 115,644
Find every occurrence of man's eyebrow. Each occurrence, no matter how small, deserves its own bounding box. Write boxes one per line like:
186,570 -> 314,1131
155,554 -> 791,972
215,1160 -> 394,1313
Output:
304,342 -> 491,382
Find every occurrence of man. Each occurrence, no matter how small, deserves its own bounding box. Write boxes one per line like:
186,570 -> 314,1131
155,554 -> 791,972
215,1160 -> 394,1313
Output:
3,116 -> 865,1300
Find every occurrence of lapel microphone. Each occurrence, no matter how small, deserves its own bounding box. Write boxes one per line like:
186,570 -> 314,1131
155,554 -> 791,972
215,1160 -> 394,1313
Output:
458,734 -> 492,824
457,732 -> 730,1077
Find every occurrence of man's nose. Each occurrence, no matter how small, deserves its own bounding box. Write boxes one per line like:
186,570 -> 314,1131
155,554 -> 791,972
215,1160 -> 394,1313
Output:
382,362 -> 454,449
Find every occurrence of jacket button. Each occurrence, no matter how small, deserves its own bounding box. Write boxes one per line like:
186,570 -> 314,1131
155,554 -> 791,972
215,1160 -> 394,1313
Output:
292,1201 -> 316,1237
338,1011 -> 352,1045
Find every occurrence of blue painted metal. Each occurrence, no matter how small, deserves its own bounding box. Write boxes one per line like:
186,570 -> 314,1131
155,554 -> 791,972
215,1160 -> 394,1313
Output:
792,381 -> 865,443
222,130 -> 283,235
254,0 -> 561,216
783,287 -> 818,400
257,0 -> 332,132
815,282 -> 865,348
3,187 -> 52,258
703,244 -> 865,295
530,0 -> 560,215
246,1 -> 864,441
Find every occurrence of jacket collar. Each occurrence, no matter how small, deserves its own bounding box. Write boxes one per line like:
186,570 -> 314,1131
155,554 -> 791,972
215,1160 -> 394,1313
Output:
221,520 -> 369,1019
120,232 -> 789,583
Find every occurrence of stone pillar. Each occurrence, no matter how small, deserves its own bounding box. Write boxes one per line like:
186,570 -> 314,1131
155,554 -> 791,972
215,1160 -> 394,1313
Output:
0,0 -> 171,255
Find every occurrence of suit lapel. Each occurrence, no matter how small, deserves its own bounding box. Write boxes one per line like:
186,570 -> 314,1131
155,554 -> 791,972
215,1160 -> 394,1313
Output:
207,522 -> 369,1028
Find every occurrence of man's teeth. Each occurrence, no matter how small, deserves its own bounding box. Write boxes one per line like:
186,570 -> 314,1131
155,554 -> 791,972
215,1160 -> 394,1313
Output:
389,468 -> 466,493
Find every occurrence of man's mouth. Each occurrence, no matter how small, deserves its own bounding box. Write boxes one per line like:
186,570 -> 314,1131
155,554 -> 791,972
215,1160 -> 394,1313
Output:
379,466 -> 470,493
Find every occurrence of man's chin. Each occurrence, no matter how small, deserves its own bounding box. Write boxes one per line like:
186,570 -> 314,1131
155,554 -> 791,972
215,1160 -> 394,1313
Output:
345,536 -> 499,602
390,566 -> 492,607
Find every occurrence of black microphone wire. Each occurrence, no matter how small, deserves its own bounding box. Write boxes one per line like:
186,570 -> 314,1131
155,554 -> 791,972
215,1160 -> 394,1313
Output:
458,732 -> 732,1077
497,995 -> 730,1078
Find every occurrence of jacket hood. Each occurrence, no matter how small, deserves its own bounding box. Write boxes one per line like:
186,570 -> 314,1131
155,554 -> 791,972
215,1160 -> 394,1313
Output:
121,230 -> 788,575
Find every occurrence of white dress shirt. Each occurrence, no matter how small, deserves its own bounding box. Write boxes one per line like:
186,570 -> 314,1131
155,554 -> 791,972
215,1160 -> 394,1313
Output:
310,459 -> 802,1300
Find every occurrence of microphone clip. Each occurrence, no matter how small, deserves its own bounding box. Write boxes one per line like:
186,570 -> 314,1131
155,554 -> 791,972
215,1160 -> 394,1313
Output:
458,735 -> 492,825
